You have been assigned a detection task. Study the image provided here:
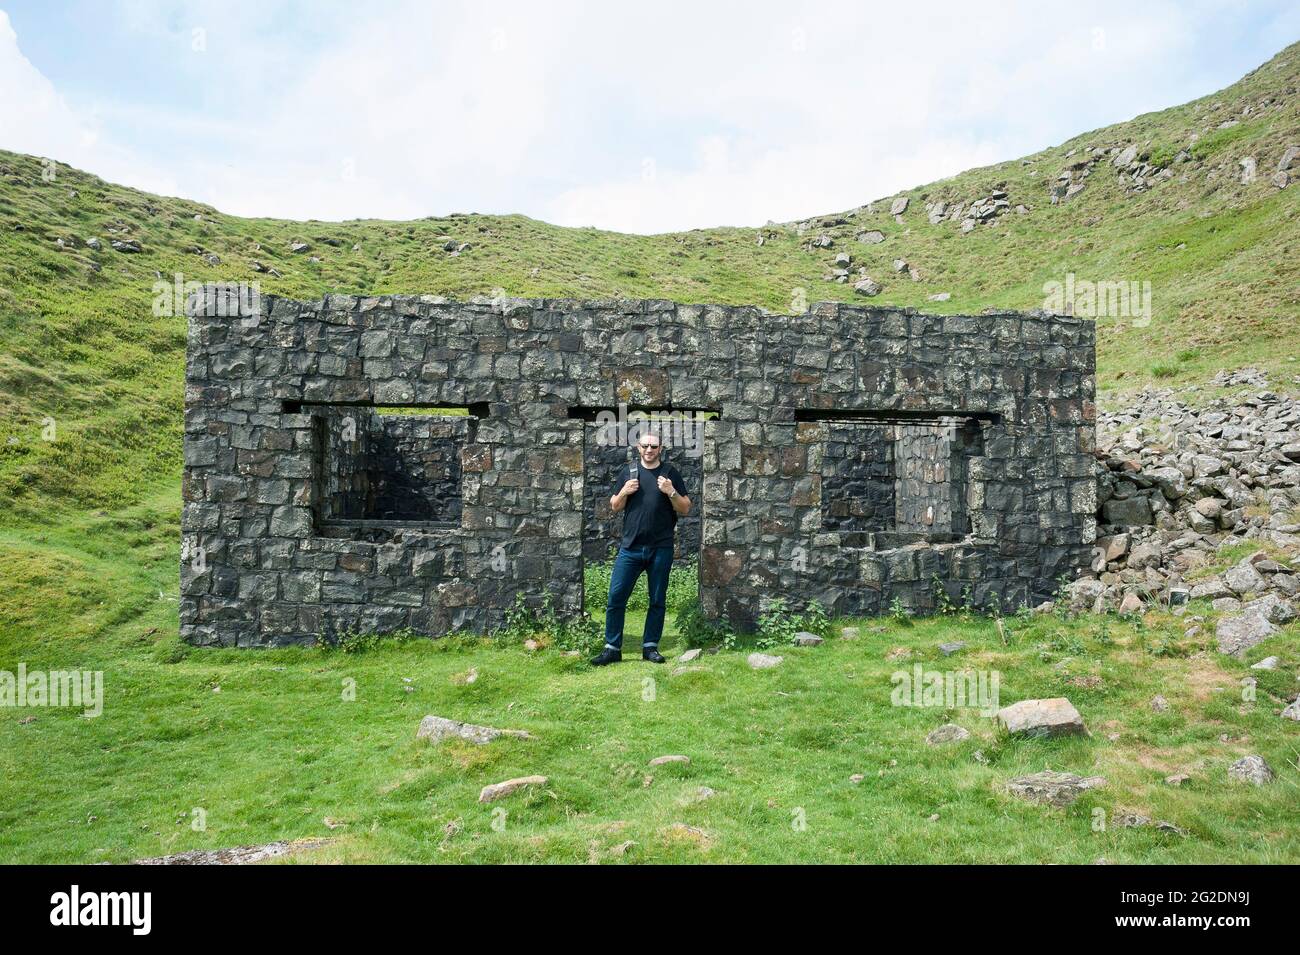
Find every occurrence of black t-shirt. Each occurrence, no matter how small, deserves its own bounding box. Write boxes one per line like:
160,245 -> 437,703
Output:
614,460 -> 688,549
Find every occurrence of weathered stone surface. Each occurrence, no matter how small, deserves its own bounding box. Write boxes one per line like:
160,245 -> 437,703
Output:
1006,770 -> 1107,806
416,715 -> 532,745
747,652 -> 784,669
1102,495 -> 1153,526
182,291 -> 1096,647
648,754 -> 690,766
1097,533 -> 1129,561
1227,755 -> 1273,785
678,648 -> 702,663
997,698 -> 1087,738
794,631 -> 824,646
926,723 -> 971,745
1224,561 -> 1267,595
1215,613 -> 1278,657
1241,593 -> 1296,625
478,774 -> 548,802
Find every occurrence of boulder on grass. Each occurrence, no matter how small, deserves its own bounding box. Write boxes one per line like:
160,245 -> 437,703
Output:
478,775 -> 548,803
1005,770 -> 1107,807
1227,755 -> 1274,786
1215,613 -> 1278,657
416,715 -> 533,745
997,698 -> 1088,738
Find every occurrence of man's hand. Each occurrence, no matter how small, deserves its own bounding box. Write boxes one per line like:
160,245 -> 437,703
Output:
610,477 -> 639,513
657,475 -> 675,496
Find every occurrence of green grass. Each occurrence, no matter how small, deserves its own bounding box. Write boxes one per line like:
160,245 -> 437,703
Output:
3,41 -> 1300,864
2,509 -> 1298,863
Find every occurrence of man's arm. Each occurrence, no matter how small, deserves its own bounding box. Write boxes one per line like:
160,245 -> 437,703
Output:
610,476 -> 639,513
658,470 -> 691,515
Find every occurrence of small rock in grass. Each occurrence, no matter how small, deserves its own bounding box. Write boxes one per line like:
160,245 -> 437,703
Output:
417,715 -> 533,745
1150,694 -> 1169,713
478,775 -> 548,803
1251,656 -> 1280,670
794,631 -> 824,646
1227,755 -> 1274,785
648,754 -> 690,766
938,641 -> 966,656
1164,773 -> 1190,787
925,723 -> 970,746
747,652 -> 784,669
678,648 -> 702,663
1005,770 -> 1107,807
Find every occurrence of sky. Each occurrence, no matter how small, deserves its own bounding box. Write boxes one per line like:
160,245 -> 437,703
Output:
0,1 -> 1297,234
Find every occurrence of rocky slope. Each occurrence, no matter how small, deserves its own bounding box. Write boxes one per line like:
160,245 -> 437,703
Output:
1070,367 -> 1300,658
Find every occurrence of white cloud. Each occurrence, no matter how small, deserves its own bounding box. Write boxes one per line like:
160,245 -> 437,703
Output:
0,10 -> 97,159
0,1 -> 1281,232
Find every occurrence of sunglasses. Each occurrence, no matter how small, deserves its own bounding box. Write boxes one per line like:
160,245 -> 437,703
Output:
638,443 -> 661,450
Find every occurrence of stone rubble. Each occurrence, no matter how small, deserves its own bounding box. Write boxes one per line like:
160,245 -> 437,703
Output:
1065,376 -> 1300,650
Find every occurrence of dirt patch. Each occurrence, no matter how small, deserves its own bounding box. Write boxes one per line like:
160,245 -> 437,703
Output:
1183,653 -> 1237,703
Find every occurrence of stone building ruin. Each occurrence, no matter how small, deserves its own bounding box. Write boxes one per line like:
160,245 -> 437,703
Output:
181,289 -> 1096,647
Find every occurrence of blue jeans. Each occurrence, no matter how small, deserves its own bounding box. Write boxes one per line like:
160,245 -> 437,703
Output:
604,545 -> 674,651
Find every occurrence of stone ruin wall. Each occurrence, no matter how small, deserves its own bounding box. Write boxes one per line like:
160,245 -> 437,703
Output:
181,291 -> 1096,647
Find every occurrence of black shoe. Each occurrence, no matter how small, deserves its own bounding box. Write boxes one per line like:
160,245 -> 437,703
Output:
642,647 -> 666,664
590,648 -> 622,666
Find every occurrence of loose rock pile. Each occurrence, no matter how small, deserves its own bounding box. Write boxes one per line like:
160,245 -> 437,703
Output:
1068,376 -> 1300,654
923,190 -> 1020,231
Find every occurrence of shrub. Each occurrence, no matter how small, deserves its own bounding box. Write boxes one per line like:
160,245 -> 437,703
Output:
675,594 -> 730,648
319,627 -> 418,654
1145,144 -> 1178,169
497,592 -> 602,655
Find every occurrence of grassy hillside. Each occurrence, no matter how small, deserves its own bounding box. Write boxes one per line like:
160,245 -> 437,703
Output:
3,547 -> 1298,864
2,41 -> 1300,526
1,40 -> 1299,865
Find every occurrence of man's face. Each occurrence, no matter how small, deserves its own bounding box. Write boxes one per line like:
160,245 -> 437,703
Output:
637,436 -> 661,466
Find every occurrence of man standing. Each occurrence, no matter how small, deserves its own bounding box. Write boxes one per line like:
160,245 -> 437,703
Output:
590,431 -> 691,666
